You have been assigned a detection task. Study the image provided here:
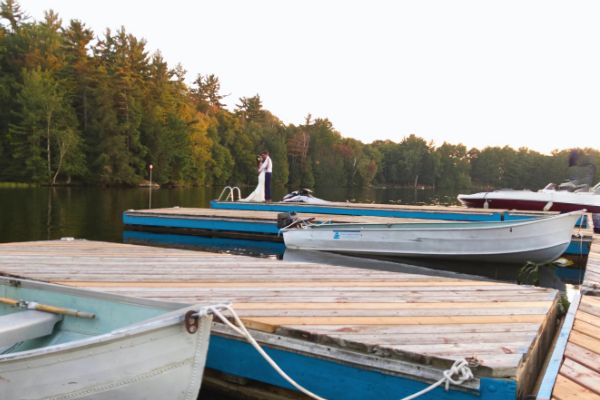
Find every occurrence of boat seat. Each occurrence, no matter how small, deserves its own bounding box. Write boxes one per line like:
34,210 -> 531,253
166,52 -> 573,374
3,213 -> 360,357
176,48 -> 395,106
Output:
0,310 -> 62,348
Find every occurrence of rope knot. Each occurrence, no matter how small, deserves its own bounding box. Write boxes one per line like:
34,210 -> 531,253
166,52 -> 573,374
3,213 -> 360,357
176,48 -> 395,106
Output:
442,359 -> 475,391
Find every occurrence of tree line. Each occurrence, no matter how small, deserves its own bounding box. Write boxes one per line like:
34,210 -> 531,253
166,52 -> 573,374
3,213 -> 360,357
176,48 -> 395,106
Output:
1,1 -> 598,190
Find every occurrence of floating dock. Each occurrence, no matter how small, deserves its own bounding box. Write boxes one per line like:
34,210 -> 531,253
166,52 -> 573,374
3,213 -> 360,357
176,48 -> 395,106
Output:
537,233 -> 600,399
123,207 -> 592,256
211,200 -> 591,230
123,207 -> 450,240
0,239 -> 562,399
210,200 -> 558,222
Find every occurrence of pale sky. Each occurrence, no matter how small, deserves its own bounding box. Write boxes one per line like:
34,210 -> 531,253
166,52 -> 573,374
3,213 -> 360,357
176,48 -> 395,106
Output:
19,0 -> 600,154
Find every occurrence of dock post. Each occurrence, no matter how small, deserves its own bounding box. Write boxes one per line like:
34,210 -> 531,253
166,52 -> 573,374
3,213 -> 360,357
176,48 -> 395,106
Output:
149,164 -> 153,208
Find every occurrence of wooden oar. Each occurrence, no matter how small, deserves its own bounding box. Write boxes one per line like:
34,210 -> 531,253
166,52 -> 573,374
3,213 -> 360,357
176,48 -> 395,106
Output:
0,297 -> 95,319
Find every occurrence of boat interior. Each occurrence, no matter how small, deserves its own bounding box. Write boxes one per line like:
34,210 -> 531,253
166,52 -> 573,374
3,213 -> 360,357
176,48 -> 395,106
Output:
544,180 -> 600,193
0,278 -> 179,355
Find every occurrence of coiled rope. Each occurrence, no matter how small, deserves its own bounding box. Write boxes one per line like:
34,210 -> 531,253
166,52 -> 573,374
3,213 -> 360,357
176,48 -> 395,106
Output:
207,305 -> 475,400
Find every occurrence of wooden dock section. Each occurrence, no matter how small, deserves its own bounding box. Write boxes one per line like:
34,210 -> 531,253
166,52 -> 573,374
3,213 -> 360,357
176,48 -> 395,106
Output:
210,200 -> 556,222
0,239 -> 561,399
123,207 -> 451,240
582,233 -> 600,295
537,233 -> 600,400
123,207 -> 593,256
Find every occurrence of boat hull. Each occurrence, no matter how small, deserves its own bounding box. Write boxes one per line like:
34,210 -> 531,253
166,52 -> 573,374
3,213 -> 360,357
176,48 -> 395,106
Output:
0,280 -> 213,400
283,212 -> 582,264
458,191 -> 600,213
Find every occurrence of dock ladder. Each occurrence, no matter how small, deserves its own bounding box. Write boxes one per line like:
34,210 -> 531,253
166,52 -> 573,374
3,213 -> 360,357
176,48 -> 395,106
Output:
217,186 -> 242,202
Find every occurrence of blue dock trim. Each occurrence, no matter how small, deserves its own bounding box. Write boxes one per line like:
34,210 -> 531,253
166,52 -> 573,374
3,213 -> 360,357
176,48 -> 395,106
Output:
536,292 -> 582,400
122,212 -> 279,235
207,334 -> 517,400
210,201 -> 538,222
563,236 -> 591,256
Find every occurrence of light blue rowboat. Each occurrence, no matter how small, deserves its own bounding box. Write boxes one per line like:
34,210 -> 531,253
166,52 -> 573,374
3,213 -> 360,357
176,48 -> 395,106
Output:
0,277 -> 213,400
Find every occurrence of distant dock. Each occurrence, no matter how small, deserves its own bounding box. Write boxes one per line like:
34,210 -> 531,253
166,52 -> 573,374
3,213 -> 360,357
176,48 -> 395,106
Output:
0,239 -> 562,399
123,207 -> 450,240
210,200 -> 554,222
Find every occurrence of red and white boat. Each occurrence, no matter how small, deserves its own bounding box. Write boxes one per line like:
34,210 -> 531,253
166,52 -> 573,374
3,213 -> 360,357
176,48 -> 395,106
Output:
458,182 -> 600,213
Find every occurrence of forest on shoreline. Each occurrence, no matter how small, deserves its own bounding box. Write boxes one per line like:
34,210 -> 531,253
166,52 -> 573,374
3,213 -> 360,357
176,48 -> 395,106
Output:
1,1 -> 599,191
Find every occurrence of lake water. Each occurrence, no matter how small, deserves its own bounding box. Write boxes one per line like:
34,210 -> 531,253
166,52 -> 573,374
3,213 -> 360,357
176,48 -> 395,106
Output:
0,185 -> 585,291
0,185 -> 460,243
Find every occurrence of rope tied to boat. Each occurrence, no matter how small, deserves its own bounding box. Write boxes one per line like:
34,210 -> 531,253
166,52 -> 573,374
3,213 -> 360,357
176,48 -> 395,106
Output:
204,305 -> 476,400
401,358 -> 475,400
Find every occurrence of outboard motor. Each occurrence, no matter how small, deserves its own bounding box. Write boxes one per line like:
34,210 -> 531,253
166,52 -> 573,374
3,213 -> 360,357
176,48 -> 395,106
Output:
277,212 -> 297,229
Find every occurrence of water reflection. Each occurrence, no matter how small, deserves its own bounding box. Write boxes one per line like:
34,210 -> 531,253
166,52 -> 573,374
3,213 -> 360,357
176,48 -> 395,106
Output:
123,230 -> 285,258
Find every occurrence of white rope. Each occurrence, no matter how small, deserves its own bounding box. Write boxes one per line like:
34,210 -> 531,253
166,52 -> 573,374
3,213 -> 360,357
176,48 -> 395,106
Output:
207,305 -> 475,400
399,358 -> 474,400
207,304 -> 326,400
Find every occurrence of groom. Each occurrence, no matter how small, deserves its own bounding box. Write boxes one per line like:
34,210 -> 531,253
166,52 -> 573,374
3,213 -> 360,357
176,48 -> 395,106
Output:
259,150 -> 272,202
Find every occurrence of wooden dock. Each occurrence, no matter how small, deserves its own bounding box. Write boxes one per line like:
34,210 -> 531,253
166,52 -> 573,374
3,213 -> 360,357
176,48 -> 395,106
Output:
123,207 -> 593,256
582,233 -> 600,295
210,200 -> 556,222
537,232 -> 600,399
0,239 -> 562,399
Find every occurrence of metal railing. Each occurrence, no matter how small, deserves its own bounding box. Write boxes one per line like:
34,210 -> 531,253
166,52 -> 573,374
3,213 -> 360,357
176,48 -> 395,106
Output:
217,186 -> 242,202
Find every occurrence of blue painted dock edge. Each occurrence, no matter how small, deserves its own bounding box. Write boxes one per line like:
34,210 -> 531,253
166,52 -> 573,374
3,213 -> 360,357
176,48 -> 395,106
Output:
210,201 -> 588,227
564,237 -> 591,256
207,334 -> 517,400
210,200 -> 528,222
122,213 -> 279,235
536,292 -> 581,399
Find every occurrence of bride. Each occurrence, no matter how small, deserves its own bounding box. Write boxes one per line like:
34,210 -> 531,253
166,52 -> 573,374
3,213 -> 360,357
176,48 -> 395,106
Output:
240,158 -> 265,202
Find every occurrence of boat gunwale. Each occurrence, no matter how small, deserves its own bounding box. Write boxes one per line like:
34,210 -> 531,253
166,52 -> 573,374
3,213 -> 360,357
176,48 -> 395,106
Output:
287,210 -> 584,232
0,278 -> 213,362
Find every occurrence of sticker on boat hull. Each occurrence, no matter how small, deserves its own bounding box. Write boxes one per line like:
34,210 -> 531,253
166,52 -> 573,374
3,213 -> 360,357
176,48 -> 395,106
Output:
333,230 -> 362,240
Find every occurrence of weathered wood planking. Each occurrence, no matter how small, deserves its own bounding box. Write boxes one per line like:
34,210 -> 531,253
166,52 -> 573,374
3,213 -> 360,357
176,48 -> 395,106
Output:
550,293 -> 600,399
0,239 -> 560,398
127,207 -> 452,224
212,200 -> 556,216
582,233 -> 600,295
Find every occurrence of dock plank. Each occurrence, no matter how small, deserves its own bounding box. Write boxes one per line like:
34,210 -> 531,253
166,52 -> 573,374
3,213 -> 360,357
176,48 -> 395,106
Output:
552,374 -> 600,400
550,289 -> 600,399
582,235 -> 600,295
564,342 -> 600,374
559,358 -> 600,394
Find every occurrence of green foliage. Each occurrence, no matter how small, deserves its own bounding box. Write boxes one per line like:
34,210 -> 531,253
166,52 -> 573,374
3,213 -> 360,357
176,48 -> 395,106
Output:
517,261 -> 541,285
0,1 -> 597,191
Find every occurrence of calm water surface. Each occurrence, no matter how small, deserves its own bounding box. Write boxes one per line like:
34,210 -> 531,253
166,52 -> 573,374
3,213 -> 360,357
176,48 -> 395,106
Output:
0,185 -> 459,243
0,185 -> 583,291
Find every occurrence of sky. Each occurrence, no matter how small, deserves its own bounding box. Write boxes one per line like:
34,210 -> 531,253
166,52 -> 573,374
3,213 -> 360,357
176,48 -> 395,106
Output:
19,0 -> 600,154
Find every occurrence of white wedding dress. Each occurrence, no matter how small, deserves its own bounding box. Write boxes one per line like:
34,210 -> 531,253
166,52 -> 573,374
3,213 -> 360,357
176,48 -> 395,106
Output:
240,171 -> 265,202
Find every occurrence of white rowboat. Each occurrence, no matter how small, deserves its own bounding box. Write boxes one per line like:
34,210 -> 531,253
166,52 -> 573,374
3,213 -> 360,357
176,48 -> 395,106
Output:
0,277 -> 214,400
282,210 -> 584,264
